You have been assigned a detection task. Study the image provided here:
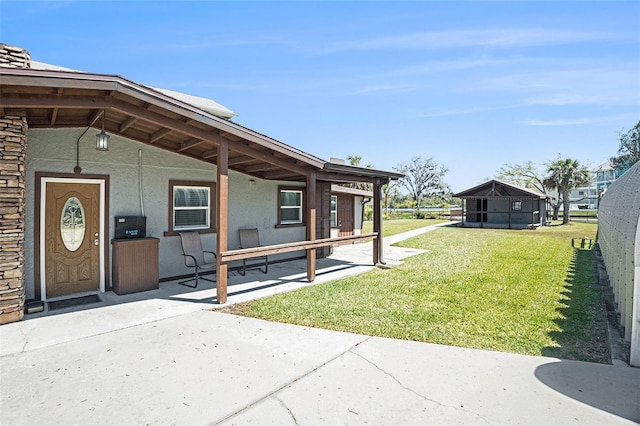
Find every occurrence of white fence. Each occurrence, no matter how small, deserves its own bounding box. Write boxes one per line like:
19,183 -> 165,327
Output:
597,161 -> 640,366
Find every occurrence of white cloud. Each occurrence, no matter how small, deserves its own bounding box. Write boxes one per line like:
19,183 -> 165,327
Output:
521,113 -> 638,126
478,66 -> 640,107
355,84 -> 420,94
319,28 -> 631,53
415,104 -> 523,118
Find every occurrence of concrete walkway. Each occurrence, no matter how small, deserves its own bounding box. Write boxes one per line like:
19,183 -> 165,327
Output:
2,223 -> 639,425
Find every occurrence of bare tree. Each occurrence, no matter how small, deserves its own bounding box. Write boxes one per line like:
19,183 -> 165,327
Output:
394,157 -> 449,210
496,161 -> 562,219
496,161 -> 545,193
344,154 -> 374,191
382,181 -> 399,214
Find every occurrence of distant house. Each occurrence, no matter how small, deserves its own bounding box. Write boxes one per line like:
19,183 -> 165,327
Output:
453,180 -> 549,229
569,161 -> 623,210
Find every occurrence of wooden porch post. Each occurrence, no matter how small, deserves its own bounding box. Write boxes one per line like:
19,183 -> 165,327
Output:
306,170 -> 317,281
216,140 -> 229,303
373,178 -> 384,265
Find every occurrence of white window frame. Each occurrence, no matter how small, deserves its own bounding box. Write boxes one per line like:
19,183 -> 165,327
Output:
330,195 -> 338,227
279,188 -> 304,225
169,181 -> 216,233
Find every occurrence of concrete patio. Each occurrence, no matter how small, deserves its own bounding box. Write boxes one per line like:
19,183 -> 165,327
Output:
1,222 -> 638,425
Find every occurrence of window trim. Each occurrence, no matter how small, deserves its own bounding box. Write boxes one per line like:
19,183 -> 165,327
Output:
164,180 -> 217,237
330,195 -> 338,227
276,186 -> 305,228
512,201 -> 522,211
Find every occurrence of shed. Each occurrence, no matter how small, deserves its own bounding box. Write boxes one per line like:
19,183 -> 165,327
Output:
453,179 -> 550,229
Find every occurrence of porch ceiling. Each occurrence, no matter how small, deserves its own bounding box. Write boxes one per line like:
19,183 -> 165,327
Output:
1,68 -> 401,184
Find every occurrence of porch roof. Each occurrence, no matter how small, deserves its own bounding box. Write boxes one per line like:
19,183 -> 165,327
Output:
0,67 -> 402,184
330,184 -> 374,197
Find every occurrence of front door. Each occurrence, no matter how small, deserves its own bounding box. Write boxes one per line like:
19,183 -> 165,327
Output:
41,178 -> 105,299
337,195 -> 354,237
476,198 -> 488,223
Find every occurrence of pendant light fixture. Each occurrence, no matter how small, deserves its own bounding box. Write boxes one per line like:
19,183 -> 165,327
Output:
96,111 -> 109,151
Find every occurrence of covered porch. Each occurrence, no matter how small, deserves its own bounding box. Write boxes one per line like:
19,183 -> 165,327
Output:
20,230 -> 430,321
0,58 -> 403,319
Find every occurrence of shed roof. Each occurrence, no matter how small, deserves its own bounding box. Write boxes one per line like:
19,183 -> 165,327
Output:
453,179 -> 548,199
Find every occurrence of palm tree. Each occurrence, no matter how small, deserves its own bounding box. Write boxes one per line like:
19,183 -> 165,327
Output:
543,158 -> 590,224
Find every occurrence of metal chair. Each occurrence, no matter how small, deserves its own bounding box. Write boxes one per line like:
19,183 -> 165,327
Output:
178,232 -> 216,288
238,228 -> 268,276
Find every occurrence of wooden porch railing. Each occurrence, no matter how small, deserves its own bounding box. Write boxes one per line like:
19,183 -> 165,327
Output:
219,232 -> 378,262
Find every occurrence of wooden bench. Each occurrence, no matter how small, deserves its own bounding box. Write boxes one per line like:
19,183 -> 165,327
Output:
571,237 -> 593,249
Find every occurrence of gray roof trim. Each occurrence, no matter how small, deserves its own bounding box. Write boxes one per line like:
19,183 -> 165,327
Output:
330,185 -> 373,197
323,162 -> 404,180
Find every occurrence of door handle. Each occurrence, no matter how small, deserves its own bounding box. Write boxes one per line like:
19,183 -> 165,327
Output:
94,232 -> 99,246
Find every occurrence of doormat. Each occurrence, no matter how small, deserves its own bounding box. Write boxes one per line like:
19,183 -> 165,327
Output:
48,294 -> 102,311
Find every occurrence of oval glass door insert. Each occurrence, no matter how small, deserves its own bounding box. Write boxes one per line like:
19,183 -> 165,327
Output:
60,197 -> 85,252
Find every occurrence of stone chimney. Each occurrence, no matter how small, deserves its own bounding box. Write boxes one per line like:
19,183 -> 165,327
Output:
0,44 -> 31,69
0,44 -> 30,324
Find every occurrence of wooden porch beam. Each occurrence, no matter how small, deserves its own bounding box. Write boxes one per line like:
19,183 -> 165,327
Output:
244,162 -> 281,173
373,178 -> 383,265
119,116 -> 137,132
202,150 -> 217,159
149,127 -> 173,143
50,108 -> 59,125
178,138 -> 204,152
228,155 -> 255,166
228,141 -> 309,175
261,170 -> 303,180
89,109 -> 103,127
216,139 -> 229,304
306,170 -> 317,282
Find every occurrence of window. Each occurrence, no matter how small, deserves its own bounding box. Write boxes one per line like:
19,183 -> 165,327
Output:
166,180 -> 216,235
278,187 -> 304,225
330,195 -> 338,227
512,201 -> 522,211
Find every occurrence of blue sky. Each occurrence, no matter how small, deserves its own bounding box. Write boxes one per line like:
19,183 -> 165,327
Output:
2,1 -> 639,192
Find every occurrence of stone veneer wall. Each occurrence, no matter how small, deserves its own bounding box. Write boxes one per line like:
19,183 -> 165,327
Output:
0,117 -> 27,324
0,44 -> 29,324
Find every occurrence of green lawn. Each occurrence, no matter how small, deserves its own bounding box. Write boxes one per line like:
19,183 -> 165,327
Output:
362,218 -> 449,237
226,222 -> 609,363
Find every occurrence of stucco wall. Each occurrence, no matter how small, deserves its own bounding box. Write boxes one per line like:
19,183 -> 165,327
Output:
597,160 -> 640,367
24,128 -> 306,299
